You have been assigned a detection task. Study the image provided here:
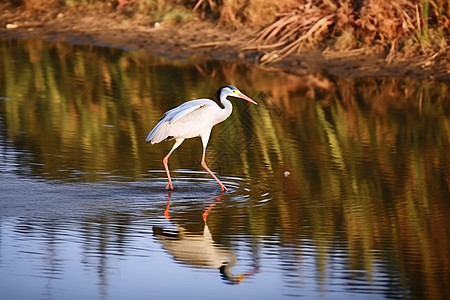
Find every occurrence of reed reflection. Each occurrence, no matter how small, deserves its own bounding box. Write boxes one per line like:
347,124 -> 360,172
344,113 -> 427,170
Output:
0,38 -> 449,299
154,192 -> 257,284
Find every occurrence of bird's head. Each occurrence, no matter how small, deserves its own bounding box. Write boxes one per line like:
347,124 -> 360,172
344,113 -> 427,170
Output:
219,265 -> 246,285
216,85 -> 258,105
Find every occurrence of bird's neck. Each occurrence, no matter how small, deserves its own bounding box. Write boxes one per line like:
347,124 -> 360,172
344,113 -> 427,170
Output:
218,95 -> 233,110
211,97 -> 232,124
223,97 -> 233,108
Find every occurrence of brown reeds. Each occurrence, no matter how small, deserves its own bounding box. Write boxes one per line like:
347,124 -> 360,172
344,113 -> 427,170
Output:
3,0 -> 449,65
243,0 -> 449,63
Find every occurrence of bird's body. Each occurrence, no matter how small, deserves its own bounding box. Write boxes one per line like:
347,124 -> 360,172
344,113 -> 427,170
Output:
146,85 -> 257,191
146,98 -> 232,144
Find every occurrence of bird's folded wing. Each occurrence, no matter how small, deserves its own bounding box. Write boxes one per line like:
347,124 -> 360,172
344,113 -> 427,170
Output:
167,102 -> 206,124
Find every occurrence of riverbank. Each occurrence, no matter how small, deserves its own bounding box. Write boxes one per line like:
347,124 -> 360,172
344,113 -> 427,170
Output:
1,2 -> 449,80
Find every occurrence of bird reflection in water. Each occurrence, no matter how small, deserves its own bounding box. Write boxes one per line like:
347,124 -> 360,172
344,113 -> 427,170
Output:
153,192 -> 256,284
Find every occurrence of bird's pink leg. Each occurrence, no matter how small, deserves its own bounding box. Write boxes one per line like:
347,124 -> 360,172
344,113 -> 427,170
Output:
162,139 -> 184,190
162,154 -> 173,190
201,153 -> 227,191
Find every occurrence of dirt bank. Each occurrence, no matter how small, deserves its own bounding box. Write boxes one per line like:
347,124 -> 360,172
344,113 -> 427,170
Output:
1,6 -> 449,81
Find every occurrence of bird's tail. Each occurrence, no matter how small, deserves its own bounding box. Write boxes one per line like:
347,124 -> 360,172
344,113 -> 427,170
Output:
145,121 -> 171,144
145,130 -> 154,144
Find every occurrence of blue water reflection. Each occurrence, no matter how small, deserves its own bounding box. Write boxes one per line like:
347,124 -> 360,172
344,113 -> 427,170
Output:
1,38 -> 449,299
0,171 -> 406,300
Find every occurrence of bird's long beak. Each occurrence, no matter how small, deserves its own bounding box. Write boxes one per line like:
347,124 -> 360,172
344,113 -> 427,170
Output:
235,91 -> 258,105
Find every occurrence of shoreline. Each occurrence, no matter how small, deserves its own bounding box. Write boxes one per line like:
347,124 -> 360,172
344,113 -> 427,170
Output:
1,13 -> 449,81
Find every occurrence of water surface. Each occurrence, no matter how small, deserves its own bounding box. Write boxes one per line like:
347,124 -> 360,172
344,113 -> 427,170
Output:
0,38 -> 449,300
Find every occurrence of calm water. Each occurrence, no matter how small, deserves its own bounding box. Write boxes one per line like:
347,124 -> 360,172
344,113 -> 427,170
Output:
0,38 -> 449,300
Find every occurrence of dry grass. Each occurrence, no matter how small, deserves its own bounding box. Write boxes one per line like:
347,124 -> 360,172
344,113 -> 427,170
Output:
3,0 -> 450,63
244,0 -> 449,63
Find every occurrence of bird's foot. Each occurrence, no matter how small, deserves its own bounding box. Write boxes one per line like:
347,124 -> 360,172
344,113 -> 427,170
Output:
165,182 -> 173,190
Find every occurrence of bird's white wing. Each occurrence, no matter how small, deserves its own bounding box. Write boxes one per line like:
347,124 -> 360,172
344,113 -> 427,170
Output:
146,99 -> 214,144
166,101 -> 206,124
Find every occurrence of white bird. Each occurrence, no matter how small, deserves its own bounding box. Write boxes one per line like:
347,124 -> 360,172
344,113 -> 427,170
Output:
145,85 -> 257,191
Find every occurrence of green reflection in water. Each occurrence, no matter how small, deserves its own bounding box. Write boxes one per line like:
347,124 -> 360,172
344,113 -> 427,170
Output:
0,38 -> 449,299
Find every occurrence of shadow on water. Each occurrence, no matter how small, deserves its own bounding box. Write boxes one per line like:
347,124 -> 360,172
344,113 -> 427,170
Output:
0,38 -> 449,299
